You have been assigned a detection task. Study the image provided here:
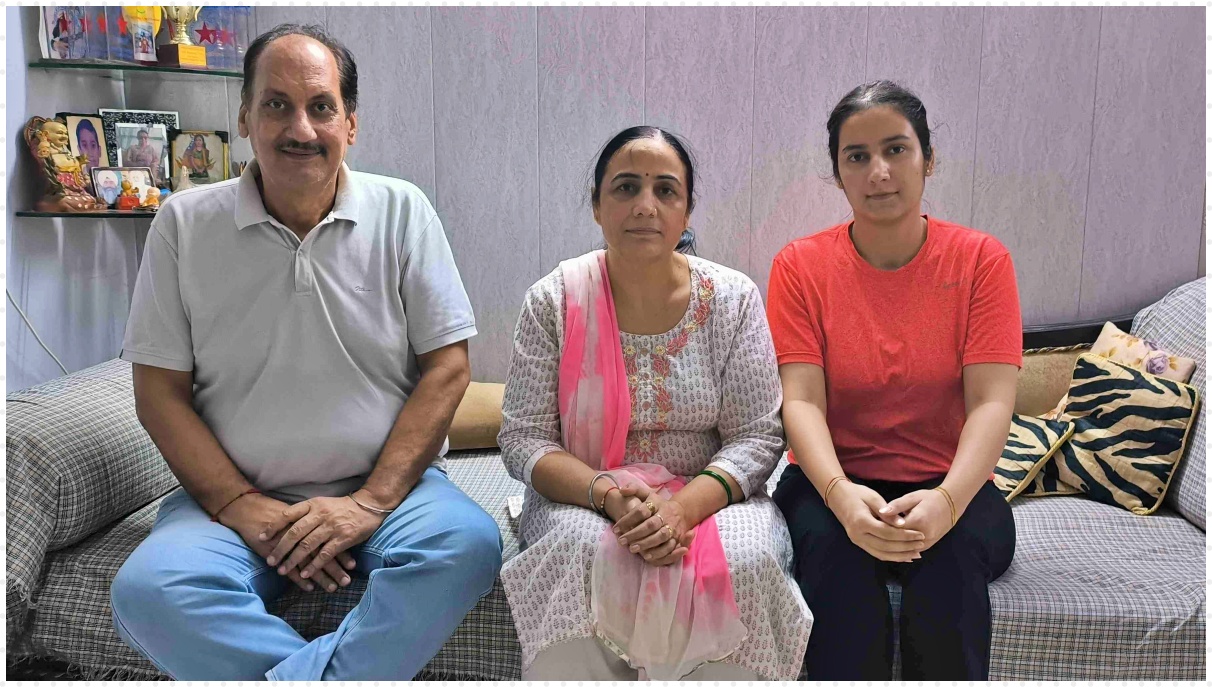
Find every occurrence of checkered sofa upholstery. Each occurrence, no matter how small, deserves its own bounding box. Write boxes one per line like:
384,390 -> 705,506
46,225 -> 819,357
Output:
6,279 -> 1206,680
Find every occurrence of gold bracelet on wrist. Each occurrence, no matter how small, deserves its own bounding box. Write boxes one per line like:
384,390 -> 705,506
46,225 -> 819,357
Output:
932,486 -> 957,526
823,475 -> 850,508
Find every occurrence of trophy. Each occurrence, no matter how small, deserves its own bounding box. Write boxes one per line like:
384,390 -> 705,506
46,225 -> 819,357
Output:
157,6 -> 207,68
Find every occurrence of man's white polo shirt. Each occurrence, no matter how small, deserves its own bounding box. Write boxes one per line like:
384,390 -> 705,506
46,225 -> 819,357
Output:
121,161 -> 476,502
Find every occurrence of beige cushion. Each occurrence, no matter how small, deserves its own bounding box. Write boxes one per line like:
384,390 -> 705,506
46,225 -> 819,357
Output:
449,382 -> 506,450
1015,350 -> 1083,417
453,353 -> 1086,449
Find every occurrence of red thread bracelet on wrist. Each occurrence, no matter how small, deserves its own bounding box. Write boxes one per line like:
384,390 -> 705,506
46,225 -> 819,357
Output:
211,488 -> 260,522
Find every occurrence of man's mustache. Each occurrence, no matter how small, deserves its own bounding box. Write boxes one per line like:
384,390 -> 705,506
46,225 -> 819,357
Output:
276,141 -> 325,156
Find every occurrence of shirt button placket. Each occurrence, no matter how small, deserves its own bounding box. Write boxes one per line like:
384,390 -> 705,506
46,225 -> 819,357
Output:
294,249 -> 312,294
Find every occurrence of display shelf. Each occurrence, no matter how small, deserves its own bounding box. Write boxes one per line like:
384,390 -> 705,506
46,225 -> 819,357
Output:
16,210 -> 157,219
29,60 -> 242,80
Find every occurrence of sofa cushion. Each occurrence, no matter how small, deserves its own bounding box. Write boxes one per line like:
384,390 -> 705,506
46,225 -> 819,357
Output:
448,383 -> 505,450
1051,354 -> 1199,515
1016,348 -> 1084,417
1131,277 -> 1206,529
6,359 -> 178,643
990,496 -> 1205,679
1041,321 -> 1197,420
1020,450 -> 1082,497
13,449 -> 525,681
768,457 -> 1205,679
994,414 -> 1074,501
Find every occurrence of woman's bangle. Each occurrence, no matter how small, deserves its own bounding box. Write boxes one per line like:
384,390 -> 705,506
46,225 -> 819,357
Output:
211,487 -> 260,522
698,469 -> 733,505
823,475 -> 850,508
599,486 -> 619,513
933,486 -> 957,526
588,472 -> 619,515
348,492 -> 395,516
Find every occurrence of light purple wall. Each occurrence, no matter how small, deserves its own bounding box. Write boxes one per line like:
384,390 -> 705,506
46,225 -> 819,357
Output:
13,8 -> 1201,387
308,6 -> 1206,381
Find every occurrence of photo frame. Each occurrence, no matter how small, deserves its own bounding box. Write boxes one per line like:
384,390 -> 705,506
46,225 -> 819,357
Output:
90,166 -> 155,207
40,7 -> 86,60
58,113 -> 109,187
168,129 -> 230,189
113,123 -> 171,186
99,109 -> 179,166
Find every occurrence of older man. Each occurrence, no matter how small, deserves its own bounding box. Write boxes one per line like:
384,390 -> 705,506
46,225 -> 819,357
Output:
110,24 -> 502,680
122,129 -> 161,182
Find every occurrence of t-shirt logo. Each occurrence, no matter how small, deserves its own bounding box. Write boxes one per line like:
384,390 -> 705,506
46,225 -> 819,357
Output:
354,285 -> 372,293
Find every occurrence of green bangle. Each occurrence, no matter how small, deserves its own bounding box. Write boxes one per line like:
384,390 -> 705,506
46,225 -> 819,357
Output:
698,469 -> 733,505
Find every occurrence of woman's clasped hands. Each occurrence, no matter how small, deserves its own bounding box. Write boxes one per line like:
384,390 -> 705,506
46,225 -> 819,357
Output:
604,482 -> 696,567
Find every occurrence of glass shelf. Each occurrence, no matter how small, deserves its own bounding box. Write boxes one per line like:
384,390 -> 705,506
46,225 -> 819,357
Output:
29,60 -> 242,81
16,210 -> 158,219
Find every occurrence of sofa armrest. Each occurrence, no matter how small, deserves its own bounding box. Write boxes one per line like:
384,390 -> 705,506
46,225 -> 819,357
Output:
6,359 -> 178,642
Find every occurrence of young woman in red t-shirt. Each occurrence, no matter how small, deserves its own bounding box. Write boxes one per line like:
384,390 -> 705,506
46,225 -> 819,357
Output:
767,81 -> 1022,680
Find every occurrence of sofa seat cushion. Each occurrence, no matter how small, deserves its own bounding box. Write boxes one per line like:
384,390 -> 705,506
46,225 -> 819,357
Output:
14,449 -> 527,680
989,496 -> 1205,679
6,359 -> 178,642
768,457 -> 1205,680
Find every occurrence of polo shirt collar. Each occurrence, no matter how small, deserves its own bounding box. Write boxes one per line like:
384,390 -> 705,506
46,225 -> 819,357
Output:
235,158 -> 359,231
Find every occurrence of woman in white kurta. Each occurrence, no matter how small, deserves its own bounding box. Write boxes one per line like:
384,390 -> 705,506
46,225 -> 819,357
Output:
498,126 -> 811,681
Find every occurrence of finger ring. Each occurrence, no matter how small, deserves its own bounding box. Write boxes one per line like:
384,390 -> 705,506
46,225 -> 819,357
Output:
653,513 -> 666,527
663,525 -> 674,539
645,501 -> 657,515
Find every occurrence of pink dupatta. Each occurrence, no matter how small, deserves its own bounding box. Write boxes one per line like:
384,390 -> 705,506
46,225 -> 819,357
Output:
558,250 -> 747,680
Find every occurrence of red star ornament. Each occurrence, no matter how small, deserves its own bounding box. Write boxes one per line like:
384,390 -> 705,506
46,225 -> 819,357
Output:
195,22 -> 218,45
117,13 -> 127,36
97,13 -> 106,34
217,28 -> 234,47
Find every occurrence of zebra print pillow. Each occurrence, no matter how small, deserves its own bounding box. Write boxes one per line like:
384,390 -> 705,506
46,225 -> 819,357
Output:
1020,453 -> 1081,498
995,414 -> 1074,501
1053,353 -> 1200,515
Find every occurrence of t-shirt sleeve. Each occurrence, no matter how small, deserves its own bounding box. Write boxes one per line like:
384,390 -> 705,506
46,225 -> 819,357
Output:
766,251 -> 824,367
963,248 -> 1023,368
400,214 -> 478,355
120,219 -> 193,371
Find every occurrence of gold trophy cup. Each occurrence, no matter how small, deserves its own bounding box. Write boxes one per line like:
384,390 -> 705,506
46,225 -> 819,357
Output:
157,6 -> 208,68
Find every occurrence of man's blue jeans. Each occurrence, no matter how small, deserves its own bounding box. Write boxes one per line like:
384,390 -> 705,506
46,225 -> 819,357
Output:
110,466 -> 502,680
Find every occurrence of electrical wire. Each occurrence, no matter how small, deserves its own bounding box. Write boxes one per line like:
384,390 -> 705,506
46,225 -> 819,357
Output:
6,288 -> 69,375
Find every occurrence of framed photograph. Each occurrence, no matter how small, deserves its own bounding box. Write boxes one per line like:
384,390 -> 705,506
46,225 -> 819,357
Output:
91,166 -> 155,207
90,167 -> 155,207
169,130 -> 230,189
58,113 -> 108,184
131,18 -> 157,62
40,7 -> 86,60
89,167 -> 124,207
98,109 -> 179,167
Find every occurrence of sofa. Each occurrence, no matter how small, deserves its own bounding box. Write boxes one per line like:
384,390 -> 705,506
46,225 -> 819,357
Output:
7,278 -> 1206,680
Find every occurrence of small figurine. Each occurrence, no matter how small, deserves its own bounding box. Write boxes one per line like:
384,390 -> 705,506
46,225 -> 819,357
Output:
138,186 -> 161,210
23,116 -> 106,212
116,180 -> 141,211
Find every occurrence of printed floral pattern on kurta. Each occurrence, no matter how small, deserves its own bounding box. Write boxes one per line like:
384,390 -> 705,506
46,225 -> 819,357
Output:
498,256 -> 812,680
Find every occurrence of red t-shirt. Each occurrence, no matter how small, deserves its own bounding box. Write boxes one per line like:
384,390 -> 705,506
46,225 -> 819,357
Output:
767,216 -> 1022,482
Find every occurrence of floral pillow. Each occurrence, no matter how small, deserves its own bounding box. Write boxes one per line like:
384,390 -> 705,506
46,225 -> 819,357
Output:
1040,322 -> 1196,420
